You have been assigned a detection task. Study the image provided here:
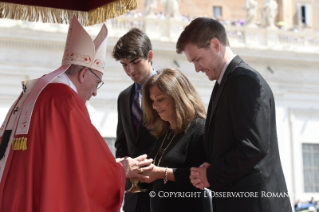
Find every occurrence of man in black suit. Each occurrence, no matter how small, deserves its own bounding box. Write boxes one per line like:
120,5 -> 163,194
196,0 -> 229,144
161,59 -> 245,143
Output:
176,18 -> 293,212
112,28 -> 156,212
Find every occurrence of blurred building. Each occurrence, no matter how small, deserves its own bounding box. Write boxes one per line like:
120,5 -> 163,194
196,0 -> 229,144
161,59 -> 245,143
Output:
135,0 -> 319,31
0,0 -> 319,207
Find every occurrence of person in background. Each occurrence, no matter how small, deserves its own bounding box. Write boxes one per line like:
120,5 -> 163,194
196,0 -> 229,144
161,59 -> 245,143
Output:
112,28 -> 156,212
140,68 -> 211,212
308,206 -> 316,212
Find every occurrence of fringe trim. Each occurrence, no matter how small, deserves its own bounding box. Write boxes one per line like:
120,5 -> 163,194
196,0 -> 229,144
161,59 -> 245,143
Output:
12,137 -> 27,151
0,0 -> 137,26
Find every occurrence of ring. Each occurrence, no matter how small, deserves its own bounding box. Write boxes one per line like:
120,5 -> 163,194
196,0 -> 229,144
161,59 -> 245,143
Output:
139,168 -> 144,174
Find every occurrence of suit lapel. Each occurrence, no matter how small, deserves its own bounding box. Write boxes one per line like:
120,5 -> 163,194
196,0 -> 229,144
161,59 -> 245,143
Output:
206,56 -> 243,135
136,119 -> 144,141
204,89 -> 214,144
126,84 -> 138,140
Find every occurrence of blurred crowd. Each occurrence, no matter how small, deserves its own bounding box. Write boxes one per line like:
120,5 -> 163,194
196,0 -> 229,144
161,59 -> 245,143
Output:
295,197 -> 319,212
119,11 -> 310,33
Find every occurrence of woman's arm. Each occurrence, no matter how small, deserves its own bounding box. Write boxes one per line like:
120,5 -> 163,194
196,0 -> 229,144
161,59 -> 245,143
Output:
140,165 -> 175,183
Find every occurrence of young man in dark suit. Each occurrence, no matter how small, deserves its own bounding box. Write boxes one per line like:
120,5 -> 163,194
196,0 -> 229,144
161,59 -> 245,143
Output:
112,28 -> 156,212
176,18 -> 293,212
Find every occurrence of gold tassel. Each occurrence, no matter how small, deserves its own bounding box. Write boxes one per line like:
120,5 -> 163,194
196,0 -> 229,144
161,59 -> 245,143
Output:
11,137 -> 28,151
23,138 -> 27,151
17,138 -> 21,150
17,137 -> 21,150
0,0 -> 137,26
15,138 -> 19,150
19,137 -> 24,150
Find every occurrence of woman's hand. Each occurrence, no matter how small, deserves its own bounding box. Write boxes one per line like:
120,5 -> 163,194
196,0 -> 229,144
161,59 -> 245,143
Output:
140,165 -> 162,183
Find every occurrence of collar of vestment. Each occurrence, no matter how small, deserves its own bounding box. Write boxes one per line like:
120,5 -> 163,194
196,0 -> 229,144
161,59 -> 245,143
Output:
51,73 -> 77,93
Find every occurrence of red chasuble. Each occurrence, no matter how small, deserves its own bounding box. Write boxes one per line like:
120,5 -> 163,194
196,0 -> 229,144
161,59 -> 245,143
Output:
0,83 -> 125,212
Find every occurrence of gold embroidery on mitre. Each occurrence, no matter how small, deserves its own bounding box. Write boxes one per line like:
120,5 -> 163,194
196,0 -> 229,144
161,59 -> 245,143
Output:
12,137 -> 27,151
93,59 -> 105,69
63,52 -> 91,64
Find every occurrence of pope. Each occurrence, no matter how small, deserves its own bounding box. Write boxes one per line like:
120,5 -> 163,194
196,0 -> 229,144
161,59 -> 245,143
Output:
0,16 -> 153,212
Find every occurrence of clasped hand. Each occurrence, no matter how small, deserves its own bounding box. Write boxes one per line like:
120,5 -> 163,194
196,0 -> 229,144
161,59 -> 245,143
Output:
189,162 -> 211,190
117,154 -> 154,180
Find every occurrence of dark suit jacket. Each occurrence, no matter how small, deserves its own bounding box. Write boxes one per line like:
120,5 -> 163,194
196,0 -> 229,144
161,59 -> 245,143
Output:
115,83 -> 155,212
204,56 -> 292,212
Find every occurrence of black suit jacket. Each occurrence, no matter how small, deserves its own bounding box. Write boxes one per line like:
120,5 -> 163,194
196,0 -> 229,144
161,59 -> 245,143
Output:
204,56 -> 292,212
115,83 -> 155,212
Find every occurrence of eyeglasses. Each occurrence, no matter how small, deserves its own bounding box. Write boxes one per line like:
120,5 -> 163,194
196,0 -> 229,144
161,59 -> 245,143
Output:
87,68 -> 104,89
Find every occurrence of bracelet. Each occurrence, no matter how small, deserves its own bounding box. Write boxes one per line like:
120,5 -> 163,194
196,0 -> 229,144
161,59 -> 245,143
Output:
164,167 -> 168,184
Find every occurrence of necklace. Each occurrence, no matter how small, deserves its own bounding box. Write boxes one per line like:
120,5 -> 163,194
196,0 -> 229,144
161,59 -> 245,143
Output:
153,127 -> 176,166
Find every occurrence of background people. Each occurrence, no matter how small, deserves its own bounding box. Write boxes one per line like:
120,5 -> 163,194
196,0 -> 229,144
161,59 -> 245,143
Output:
176,17 -> 292,212
112,28 -> 156,212
140,68 -> 209,212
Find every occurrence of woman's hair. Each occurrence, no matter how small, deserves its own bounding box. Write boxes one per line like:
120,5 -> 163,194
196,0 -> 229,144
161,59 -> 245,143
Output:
142,68 -> 206,138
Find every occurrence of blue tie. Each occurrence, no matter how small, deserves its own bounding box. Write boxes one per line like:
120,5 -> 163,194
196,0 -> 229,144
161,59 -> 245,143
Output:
132,87 -> 142,132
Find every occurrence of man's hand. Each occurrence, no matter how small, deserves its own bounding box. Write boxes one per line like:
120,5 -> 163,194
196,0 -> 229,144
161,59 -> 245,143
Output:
117,154 -> 154,180
190,162 -> 211,190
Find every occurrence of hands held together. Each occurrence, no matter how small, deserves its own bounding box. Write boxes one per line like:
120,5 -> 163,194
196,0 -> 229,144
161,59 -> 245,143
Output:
117,154 -> 169,183
118,154 -> 211,190
117,154 -> 154,180
190,162 -> 211,190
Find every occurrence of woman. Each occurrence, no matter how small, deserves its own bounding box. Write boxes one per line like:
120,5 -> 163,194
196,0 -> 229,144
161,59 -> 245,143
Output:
141,68 -> 209,212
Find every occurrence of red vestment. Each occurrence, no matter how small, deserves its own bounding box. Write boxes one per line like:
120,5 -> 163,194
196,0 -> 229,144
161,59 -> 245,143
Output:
0,83 -> 125,212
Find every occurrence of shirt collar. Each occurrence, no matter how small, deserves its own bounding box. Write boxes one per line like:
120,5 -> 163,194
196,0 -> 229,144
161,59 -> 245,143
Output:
135,69 -> 157,91
217,54 -> 236,84
58,73 -> 78,93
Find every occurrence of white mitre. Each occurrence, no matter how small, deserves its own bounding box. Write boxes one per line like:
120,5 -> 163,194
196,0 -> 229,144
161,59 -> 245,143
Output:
0,15 -> 108,138
62,15 -> 108,74
0,16 -> 109,181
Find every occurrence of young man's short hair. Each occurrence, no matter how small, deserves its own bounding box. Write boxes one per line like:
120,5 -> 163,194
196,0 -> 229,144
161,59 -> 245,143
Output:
176,17 -> 229,54
112,28 -> 152,60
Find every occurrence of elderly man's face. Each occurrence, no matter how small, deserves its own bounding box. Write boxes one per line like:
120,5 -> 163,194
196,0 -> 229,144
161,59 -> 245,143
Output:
79,68 -> 103,102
